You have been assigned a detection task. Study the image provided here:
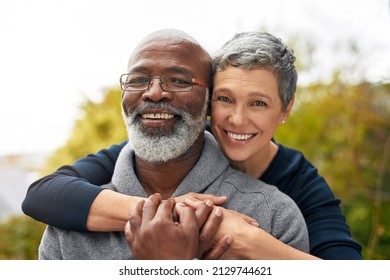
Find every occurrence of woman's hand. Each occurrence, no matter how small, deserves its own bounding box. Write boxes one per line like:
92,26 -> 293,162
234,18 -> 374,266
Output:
184,198 -> 260,259
184,198 -> 259,227
174,192 -> 227,206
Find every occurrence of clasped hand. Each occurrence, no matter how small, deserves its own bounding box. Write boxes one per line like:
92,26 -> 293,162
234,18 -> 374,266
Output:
124,193 -> 232,259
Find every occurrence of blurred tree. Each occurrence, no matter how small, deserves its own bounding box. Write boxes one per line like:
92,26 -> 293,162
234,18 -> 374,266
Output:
275,78 -> 390,259
1,87 -> 126,260
41,87 -> 127,175
0,216 -> 46,260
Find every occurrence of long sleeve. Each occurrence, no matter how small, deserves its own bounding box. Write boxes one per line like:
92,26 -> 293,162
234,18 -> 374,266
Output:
22,141 -> 126,232
262,143 -> 362,259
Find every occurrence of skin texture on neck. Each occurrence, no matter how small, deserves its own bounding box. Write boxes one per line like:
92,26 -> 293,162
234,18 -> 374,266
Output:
229,140 -> 278,179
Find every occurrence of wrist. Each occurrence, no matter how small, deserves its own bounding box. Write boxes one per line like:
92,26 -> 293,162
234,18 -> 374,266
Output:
235,226 -> 261,259
222,224 -> 260,259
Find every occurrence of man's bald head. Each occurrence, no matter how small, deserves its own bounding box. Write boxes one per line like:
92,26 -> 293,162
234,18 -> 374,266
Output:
127,29 -> 212,85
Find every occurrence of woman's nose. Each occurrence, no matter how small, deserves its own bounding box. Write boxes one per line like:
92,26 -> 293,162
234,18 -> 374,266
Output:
228,107 -> 248,126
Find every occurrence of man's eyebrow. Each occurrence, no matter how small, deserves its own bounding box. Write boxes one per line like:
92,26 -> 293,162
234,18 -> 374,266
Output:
128,66 -> 148,73
165,67 -> 191,74
129,66 -> 192,74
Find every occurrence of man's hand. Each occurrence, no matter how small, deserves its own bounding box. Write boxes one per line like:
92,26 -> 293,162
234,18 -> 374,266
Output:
175,199 -> 232,259
125,193 -> 199,259
125,193 -> 231,259
184,198 -> 261,259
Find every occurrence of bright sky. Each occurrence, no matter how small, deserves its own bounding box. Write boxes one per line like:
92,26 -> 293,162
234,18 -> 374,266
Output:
1,0 -> 389,156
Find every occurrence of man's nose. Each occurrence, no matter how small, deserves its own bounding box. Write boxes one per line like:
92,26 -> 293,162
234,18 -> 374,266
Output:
141,78 -> 173,102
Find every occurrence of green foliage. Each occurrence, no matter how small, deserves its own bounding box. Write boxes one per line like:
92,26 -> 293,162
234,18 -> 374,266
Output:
275,78 -> 390,259
1,87 -> 127,260
41,87 -> 127,175
0,216 -> 46,260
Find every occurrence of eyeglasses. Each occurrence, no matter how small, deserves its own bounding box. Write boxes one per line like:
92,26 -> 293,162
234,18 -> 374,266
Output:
120,72 -> 208,93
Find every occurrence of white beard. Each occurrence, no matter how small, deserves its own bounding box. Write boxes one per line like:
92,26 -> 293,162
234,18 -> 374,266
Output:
123,97 -> 208,163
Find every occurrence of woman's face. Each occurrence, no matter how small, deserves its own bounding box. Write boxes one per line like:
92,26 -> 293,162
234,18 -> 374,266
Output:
210,66 -> 293,162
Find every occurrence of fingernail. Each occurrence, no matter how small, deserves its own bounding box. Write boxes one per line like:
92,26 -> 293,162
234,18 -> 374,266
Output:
251,221 -> 260,227
205,200 -> 213,207
215,207 -> 222,217
227,235 -> 232,245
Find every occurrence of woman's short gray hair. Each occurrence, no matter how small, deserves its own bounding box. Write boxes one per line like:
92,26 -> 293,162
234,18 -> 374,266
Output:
212,32 -> 297,110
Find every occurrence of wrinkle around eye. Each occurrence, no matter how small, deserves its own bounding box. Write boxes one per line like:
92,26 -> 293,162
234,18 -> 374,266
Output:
252,100 -> 267,107
213,95 -> 232,103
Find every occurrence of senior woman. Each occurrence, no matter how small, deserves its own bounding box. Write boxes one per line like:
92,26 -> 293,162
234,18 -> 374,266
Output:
22,31 -> 362,259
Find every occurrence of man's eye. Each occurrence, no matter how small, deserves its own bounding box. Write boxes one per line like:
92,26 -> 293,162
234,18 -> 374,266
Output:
129,77 -> 149,84
170,78 -> 191,85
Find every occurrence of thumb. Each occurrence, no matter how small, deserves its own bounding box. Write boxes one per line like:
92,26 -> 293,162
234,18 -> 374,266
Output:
124,221 -> 134,244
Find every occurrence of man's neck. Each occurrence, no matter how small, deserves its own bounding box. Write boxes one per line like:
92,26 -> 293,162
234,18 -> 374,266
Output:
135,135 -> 204,199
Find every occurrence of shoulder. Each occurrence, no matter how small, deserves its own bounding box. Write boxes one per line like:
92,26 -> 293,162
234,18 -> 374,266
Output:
222,168 -> 309,251
274,143 -> 315,174
222,167 -> 296,209
264,143 -> 334,198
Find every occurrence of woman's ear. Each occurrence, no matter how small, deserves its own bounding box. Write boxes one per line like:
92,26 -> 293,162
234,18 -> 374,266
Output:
280,96 -> 295,124
285,95 -> 295,115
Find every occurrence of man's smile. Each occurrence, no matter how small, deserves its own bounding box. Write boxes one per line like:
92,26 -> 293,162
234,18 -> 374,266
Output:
141,113 -> 175,120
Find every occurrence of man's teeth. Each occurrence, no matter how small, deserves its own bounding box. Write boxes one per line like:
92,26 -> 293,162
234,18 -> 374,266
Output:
142,113 -> 174,119
227,132 -> 254,140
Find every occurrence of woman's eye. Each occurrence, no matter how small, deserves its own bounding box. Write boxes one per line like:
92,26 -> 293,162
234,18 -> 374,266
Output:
216,96 -> 231,103
253,100 -> 266,107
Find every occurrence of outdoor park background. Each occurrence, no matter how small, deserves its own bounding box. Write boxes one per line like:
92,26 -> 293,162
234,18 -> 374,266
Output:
0,0 -> 389,259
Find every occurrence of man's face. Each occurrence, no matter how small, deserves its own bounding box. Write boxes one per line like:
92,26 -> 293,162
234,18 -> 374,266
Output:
122,36 -> 210,163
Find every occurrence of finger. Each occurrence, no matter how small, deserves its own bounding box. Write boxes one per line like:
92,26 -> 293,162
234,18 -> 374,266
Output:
193,200 -> 214,228
191,193 -> 227,205
175,193 -> 227,205
124,221 -> 134,244
175,202 -> 197,231
184,198 -> 204,209
128,199 -> 145,232
154,198 -> 176,221
141,193 -> 162,222
203,235 -> 232,260
227,209 -> 259,227
173,201 -> 191,222
208,195 -> 227,205
198,207 -> 223,256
